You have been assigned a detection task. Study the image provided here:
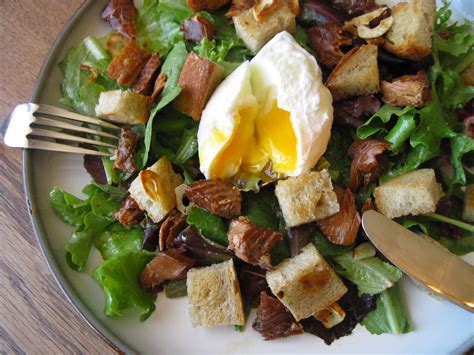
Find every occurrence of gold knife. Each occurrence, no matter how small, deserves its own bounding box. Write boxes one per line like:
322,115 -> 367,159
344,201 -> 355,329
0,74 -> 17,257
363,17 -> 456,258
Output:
361,210 -> 474,313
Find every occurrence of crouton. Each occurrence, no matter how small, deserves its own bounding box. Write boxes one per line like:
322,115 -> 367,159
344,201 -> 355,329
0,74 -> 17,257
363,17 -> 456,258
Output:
326,44 -> 380,101
275,170 -> 340,228
266,244 -> 347,321
173,52 -> 224,120
383,0 -> 436,61
128,157 -> 183,223
95,90 -> 150,125
233,4 -> 296,53
187,259 -> 245,327
462,185 -> 474,223
374,168 -> 444,219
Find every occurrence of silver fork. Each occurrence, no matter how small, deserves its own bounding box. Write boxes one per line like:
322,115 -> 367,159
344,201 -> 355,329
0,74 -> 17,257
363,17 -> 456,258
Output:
2,103 -> 120,157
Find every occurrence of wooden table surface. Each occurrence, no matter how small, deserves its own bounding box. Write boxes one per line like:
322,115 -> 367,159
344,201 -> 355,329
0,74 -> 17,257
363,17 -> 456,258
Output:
0,1 -> 116,353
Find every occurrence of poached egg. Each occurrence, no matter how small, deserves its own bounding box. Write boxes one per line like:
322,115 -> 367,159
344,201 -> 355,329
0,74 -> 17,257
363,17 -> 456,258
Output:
198,31 -> 333,181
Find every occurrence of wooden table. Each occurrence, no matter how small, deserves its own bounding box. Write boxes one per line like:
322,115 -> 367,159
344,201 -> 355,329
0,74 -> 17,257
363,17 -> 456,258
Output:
0,1 -> 115,353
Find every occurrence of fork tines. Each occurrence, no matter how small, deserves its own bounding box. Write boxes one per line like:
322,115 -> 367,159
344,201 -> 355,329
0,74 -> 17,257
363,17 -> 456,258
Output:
3,103 -> 121,157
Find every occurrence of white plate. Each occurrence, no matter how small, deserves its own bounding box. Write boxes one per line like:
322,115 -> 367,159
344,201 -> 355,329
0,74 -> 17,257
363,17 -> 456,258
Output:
24,0 -> 474,353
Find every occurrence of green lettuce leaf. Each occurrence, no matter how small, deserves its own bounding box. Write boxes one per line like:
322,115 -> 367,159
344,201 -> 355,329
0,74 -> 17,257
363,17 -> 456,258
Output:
65,213 -> 113,271
242,189 -> 280,230
187,206 -> 229,246
399,214 -> 474,255
51,184 -> 122,271
194,37 -> 251,76
362,284 -> 412,335
93,251 -> 156,321
324,126 -> 353,186
142,42 -> 188,167
165,279 -> 188,298
59,36 -> 118,117
136,0 -> 187,55
173,126 -> 199,165
95,224 -> 143,260
333,252 -> 402,295
312,231 -> 354,257
450,134 -> 474,186
357,105 -> 416,140
50,187 -> 90,228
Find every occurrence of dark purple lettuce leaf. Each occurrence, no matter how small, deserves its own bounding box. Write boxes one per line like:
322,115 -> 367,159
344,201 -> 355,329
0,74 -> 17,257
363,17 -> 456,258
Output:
334,95 -> 381,128
330,0 -> 377,15
238,264 -> 270,308
141,220 -> 161,252
173,226 -> 232,265
83,154 -> 107,185
298,0 -> 348,26
301,281 -> 376,345
288,223 -> 317,257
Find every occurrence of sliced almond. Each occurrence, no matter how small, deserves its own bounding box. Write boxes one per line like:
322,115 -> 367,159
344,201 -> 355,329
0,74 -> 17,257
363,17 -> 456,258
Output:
344,7 -> 391,38
252,0 -> 281,22
347,6 -> 389,28
141,170 -> 162,202
358,16 -> 393,39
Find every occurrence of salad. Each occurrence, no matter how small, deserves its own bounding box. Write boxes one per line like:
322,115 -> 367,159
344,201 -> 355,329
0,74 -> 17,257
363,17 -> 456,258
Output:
50,0 -> 473,345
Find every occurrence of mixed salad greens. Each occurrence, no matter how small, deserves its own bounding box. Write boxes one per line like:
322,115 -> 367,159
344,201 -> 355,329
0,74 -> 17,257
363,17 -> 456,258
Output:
50,0 -> 473,345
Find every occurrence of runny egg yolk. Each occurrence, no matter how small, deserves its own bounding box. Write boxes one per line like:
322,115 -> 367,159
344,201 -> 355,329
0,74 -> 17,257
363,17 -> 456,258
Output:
209,101 -> 297,179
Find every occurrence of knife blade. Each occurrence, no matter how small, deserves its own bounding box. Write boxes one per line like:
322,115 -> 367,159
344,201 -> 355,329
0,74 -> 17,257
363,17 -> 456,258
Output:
362,210 -> 474,313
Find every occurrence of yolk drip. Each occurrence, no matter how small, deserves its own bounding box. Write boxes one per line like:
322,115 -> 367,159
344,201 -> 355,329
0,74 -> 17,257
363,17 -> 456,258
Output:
210,102 -> 297,179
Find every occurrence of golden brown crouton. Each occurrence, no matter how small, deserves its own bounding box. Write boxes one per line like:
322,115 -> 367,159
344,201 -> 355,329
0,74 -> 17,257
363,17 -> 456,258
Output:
95,90 -> 150,125
233,4 -> 296,53
266,244 -> 347,321
275,170 -> 340,228
128,157 -> 183,223
374,169 -> 444,219
187,259 -> 245,327
173,52 -> 224,120
326,44 -> 380,101
383,0 -> 436,61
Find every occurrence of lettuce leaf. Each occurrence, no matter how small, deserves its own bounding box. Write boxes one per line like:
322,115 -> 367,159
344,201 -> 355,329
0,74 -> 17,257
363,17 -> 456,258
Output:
59,36 -> 119,117
362,284 -> 412,335
312,231 -> 354,257
165,279 -> 188,298
242,189 -> 280,230
50,187 -> 90,228
399,214 -> 474,255
187,206 -> 229,246
93,251 -> 156,321
136,0 -> 188,55
324,126 -> 353,186
357,105 -> 416,140
65,213 -> 112,271
194,37 -> 251,76
95,224 -> 143,260
142,42 -> 188,167
333,252 -> 402,295
50,184 -> 122,271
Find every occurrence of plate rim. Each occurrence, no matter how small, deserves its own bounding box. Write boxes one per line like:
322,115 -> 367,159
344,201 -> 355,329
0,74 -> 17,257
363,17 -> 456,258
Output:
22,1 -> 133,353
20,1 -> 474,354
